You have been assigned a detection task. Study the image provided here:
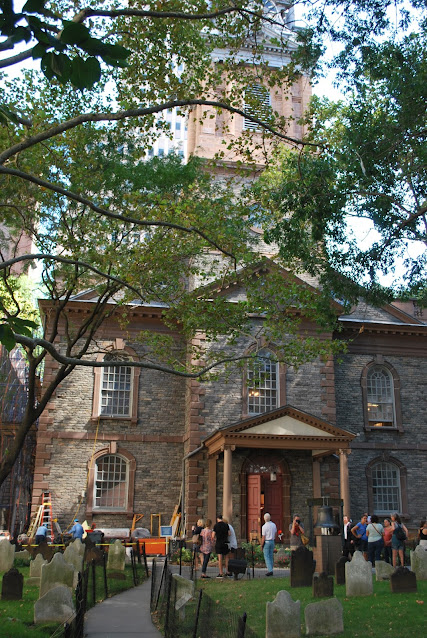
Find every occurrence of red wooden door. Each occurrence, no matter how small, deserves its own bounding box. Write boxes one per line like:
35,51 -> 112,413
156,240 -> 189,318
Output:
264,475 -> 283,536
247,474 -> 262,539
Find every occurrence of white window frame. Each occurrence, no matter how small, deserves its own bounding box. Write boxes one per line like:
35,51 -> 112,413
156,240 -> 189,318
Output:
247,348 -> 279,415
93,454 -> 129,511
371,461 -> 402,515
100,354 -> 133,418
366,365 -> 395,427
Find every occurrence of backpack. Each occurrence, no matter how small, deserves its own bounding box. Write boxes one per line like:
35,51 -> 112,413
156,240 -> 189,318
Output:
395,525 -> 407,541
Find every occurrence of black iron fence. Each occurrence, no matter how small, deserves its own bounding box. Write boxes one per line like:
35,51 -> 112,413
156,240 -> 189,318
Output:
151,557 -> 257,638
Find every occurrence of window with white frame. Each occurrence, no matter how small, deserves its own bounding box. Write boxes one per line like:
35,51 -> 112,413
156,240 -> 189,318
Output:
247,349 -> 278,415
371,461 -> 401,514
366,366 -> 395,427
94,454 -> 128,510
243,83 -> 272,131
100,353 -> 133,417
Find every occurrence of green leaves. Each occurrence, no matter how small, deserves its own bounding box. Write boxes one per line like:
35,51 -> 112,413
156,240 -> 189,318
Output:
0,317 -> 39,351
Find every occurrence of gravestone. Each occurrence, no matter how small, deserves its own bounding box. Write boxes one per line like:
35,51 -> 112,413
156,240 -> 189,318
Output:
313,572 -> 334,598
375,560 -> 395,581
0,540 -> 15,572
1,568 -> 23,600
390,567 -> 417,593
14,549 -> 31,564
29,542 -> 55,562
335,556 -> 349,585
290,546 -> 315,588
172,573 -> 194,620
266,590 -> 301,638
274,547 -> 290,566
39,552 -> 75,598
34,585 -> 75,624
345,551 -> 373,596
410,545 -> 427,580
304,598 -> 344,636
63,540 -> 84,573
85,544 -> 105,565
107,539 -> 126,571
27,554 -> 48,586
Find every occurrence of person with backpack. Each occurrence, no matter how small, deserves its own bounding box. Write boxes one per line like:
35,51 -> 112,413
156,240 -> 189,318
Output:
391,512 -> 408,568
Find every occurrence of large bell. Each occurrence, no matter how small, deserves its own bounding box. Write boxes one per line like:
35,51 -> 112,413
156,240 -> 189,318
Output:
314,506 -> 339,529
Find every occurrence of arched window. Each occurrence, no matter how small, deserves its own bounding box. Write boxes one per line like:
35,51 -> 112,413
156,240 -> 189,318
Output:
94,454 -> 128,510
366,365 -> 395,427
87,447 -> 136,515
247,349 -> 279,415
366,456 -> 407,517
100,352 -> 133,417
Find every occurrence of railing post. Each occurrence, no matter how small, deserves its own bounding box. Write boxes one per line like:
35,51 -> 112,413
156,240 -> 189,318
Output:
91,559 -> 96,606
103,550 -> 108,599
237,612 -> 247,638
192,588 -> 203,638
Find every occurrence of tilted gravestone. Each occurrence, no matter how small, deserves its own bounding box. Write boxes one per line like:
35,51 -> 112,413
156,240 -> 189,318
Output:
1,567 -> 23,600
304,598 -> 344,636
107,539 -> 126,571
335,556 -> 349,585
290,546 -> 315,587
63,539 -> 84,573
39,552 -> 75,598
0,540 -> 15,573
313,572 -> 334,598
27,554 -> 48,586
375,560 -> 395,581
410,545 -> 427,581
345,551 -> 373,596
390,567 -> 417,593
266,589 -> 301,638
34,585 -> 75,624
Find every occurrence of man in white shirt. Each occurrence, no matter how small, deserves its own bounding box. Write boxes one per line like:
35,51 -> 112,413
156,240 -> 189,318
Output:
261,513 -> 277,576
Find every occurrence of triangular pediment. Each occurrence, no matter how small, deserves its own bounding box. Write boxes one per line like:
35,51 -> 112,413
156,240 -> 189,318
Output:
244,414 -> 334,437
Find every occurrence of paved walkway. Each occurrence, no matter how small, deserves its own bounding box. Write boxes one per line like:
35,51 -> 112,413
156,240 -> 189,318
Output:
84,578 -> 162,638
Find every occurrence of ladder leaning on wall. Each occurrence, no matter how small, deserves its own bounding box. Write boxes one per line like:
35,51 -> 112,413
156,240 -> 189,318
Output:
27,492 -> 54,541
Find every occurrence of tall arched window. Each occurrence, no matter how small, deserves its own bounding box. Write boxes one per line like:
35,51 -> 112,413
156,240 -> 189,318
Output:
247,349 -> 279,415
369,461 -> 403,515
366,365 -> 395,427
94,454 -> 128,510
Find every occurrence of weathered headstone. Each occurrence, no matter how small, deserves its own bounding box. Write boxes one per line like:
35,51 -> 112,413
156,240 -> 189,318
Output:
313,572 -> 334,598
172,573 -> 194,620
14,549 -> 31,564
1,567 -> 23,600
291,546 -> 315,587
335,556 -> 349,585
29,542 -> 55,562
63,540 -> 84,573
39,552 -> 75,598
27,554 -> 48,586
85,544 -> 105,565
107,539 -> 126,571
304,598 -> 344,636
375,560 -> 395,581
34,585 -> 75,624
390,567 -> 417,593
345,551 -> 373,596
0,540 -> 15,572
266,590 -> 301,638
410,545 -> 427,581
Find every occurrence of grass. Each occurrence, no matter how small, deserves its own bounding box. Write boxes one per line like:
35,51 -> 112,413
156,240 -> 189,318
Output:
196,575 -> 427,637
0,562 -> 142,638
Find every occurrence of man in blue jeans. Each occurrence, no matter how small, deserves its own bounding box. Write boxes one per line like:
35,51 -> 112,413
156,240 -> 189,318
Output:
261,513 -> 277,576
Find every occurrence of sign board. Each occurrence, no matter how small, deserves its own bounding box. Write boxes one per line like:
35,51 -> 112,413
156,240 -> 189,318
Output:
160,525 -> 173,537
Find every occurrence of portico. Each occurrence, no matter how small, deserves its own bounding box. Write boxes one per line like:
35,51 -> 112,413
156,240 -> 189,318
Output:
202,405 -> 355,540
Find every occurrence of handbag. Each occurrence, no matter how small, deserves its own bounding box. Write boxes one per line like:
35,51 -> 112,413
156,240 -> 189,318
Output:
300,533 -> 310,546
192,534 -> 201,546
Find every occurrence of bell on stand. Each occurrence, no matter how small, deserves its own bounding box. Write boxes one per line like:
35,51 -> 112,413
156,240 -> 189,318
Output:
314,505 -> 340,535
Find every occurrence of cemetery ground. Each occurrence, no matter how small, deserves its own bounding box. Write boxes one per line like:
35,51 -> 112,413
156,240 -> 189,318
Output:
195,576 -> 427,637
0,559 -> 138,638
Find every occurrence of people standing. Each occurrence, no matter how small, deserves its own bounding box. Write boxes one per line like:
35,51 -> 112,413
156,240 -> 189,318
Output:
342,515 -> 355,558
212,515 -> 230,578
70,519 -> 84,540
391,512 -> 408,568
261,513 -> 277,577
191,518 -> 204,570
383,518 -> 393,563
418,520 -> 427,549
199,519 -> 215,579
351,514 -> 369,560
289,514 -> 305,550
223,516 -> 237,572
35,524 -> 48,545
366,515 -> 384,566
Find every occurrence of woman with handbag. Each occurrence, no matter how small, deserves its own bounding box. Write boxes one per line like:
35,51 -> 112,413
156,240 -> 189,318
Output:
391,513 -> 408,568
191,518 -> 204,570
289,514 -> 306,550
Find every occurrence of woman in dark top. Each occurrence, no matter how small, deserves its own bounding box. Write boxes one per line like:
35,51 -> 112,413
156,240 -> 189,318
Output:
418,520 -> 427,549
